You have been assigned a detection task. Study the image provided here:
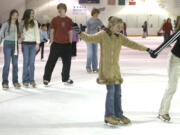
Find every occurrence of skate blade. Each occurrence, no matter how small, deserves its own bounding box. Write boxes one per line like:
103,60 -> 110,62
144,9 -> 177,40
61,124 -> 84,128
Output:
2,88 -> 9,90
14,87 -> 21,89
104,123 -> 118,128
118,121 -> 131,125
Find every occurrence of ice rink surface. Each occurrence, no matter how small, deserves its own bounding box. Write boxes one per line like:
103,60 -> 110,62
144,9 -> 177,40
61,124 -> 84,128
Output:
0,36 -> 180,135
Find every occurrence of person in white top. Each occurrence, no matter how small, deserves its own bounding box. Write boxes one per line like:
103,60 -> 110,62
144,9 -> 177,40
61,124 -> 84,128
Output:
21,9 -> 40,88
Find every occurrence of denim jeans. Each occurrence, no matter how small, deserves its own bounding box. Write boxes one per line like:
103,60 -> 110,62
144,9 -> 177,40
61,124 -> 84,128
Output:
2,44 -> 19,84
105,84 -> 123,117
22,44 -> 36,84
164,33 -> 170,42
86,43 -> 98,70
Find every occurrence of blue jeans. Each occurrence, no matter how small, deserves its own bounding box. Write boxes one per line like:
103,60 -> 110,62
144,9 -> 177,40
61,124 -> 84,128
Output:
2,44 -> 19,84
22,44 -> 36,84
86,43 -> 98,70
105,84 -> 123,117
164,33 -> 170,42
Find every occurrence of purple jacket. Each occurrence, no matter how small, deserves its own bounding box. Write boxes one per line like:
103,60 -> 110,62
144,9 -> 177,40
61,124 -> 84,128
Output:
72,29 -> 79,42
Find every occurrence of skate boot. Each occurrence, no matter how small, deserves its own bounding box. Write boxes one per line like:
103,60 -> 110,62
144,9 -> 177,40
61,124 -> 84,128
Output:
30,82 -> 36,88
14,83 -> 21,89
2,84 -> 9,89
86,68 -> 92,73
23,83 -> 29,88
63,79 -> 73,85
43,80 -> 49,86
104,117 -> 119,126
116,115 -> 131,124
158,114 -> 171,122
93,69 -> 99,73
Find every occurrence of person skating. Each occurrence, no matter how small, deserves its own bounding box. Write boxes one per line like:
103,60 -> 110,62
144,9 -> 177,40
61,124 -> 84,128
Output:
0,9 -> 21,89
36,24 -> 48,61
85,8 -> 104,73
21,9 -> 40,88
43,3 -> 73,85
155,16 -> 180,122
73,16 -> 154,125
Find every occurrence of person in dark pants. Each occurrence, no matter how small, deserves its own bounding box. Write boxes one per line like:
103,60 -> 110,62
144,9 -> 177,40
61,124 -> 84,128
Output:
72,22 -> 79,56
43,3 -> 73,85
36,24 -> 48,61
163,18 -> 173,42
142,21 -> 148,38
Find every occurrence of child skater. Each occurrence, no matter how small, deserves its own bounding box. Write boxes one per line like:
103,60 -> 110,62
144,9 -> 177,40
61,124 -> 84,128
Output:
36,24 -> 48,61
74,16 -> 154,125
0,9 -> 21,89
158,16 -> 180,122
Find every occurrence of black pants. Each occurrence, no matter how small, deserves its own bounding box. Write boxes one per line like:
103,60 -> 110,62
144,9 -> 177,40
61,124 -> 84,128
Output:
71,42 -> 77,56
43,42 -> 72,82
36,42 -> 44,59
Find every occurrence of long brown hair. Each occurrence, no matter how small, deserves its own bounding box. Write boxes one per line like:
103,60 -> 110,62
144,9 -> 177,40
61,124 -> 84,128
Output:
22,9 -> 35,30
8,9 -> 20,35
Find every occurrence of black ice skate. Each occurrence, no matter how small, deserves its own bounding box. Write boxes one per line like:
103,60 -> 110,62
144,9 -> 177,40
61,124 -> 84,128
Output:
43,80 -> 49,86
63,79 -> 73,85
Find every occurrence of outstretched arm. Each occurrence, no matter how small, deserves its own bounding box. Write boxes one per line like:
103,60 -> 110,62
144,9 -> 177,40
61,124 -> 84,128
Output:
120,34 -> 155,57
153,30 -> 180,56
73,25 -> 102,43
121,34 -> 147,51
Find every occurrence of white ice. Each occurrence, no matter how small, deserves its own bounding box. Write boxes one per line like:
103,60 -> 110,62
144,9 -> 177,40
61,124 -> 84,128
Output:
0,37 -> 180,135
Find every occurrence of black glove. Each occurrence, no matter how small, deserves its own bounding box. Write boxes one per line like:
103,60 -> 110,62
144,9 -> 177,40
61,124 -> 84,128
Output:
73,25 -> 81,34
43,38 -> 48,42
146,48 -> 158,58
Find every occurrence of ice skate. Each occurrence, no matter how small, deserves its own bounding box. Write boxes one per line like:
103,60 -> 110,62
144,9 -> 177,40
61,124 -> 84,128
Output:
14,83 -> 21,89
30,82 -> 37,88
43,80 -> 49,86
158,114 -> 171,122
86,68 -> 92,73
2,84 -> 9,90
23,83 -> 29,88
63,79 -> 73,85
104,117 -> 119,127
116,115 -> 131,124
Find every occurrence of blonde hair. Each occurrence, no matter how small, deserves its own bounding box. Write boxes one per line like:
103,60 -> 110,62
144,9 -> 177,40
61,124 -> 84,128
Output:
175,16 -> 180,32
106,16 -> 123,36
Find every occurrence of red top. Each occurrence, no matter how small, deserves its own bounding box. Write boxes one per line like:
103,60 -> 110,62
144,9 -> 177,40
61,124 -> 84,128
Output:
163,22 -> 172,34
50,16 -> 73,44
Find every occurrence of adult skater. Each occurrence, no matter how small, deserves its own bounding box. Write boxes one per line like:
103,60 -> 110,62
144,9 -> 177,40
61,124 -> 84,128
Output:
73,16 -> 154,125
159,18 -> 173,42
86,8 -> 103,73
21,9 -> 40,88
0,9 -> 21,89
71,22 -> 79,56
158,16 -> 180,121
142,21 -> 148,38
43,3 -> 73,85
